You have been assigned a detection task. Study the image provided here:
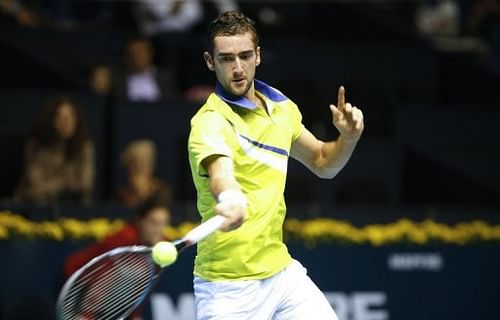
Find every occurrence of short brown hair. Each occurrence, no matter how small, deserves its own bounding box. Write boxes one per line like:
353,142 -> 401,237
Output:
208,11 -> 259,53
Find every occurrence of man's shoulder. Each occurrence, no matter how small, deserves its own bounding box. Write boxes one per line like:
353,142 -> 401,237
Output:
191,94 -> 230,123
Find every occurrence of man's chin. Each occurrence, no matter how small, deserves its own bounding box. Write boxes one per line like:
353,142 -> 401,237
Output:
229,85 -> 250,97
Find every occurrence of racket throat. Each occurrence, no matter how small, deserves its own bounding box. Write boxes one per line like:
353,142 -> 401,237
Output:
173,239 -> 191,252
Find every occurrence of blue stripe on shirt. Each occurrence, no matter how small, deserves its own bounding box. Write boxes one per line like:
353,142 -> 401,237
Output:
239,135 -> 289,156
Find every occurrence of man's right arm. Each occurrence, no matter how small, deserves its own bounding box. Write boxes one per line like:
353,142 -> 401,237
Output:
202,155 -> 247,232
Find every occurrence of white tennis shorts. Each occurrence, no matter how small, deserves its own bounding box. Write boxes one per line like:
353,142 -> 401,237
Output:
193,259 -> 338,320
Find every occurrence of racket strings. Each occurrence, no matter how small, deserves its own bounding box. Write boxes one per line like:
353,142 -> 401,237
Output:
82,257 -> 153,319
62,252 -> 152,319
59,251 -> 157,320
73,253 -> 151,317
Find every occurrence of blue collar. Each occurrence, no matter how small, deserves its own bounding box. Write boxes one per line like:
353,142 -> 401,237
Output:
215,79 -> 288,110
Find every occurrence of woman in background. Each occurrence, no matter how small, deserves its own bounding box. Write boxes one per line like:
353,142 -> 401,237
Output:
15,96 -> 95,205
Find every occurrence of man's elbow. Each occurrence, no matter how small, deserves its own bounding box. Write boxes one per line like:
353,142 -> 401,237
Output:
313,167 -> 341,179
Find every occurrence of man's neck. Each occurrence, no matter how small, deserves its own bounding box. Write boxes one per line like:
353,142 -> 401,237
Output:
244,85 -> 258,107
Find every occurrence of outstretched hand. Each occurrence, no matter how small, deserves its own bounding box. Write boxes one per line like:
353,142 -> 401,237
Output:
330,86 -> 364,141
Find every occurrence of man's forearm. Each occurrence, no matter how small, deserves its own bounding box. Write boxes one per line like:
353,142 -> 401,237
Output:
316,135 -> 360,179
204,155 -> 247,231
203,155 -> 242,198
209,175 -> 241,199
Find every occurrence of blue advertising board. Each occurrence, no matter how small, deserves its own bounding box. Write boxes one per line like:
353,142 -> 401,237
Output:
1,241 -> 498,320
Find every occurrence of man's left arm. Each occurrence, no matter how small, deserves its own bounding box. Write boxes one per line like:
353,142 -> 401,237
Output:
290,86 -> 364,179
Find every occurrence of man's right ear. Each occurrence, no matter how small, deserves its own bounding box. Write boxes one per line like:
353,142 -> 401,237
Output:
203,52 -> 215,71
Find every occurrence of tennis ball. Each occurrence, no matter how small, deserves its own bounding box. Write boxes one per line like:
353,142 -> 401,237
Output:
152,241 -> 178,267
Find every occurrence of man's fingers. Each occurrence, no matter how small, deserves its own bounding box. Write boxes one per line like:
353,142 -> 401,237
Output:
353,107 -> 363,121
337,86 -> 345,110
214,203 -> 225,215
221,215 -> 244,231
330,104 -> 342,123
215,202 -> 245,232
332,87 -> 364,137
345,102 -> 353,116
352,107 -> 364,131
227,216 -> 244,231
341,102 -> 359,125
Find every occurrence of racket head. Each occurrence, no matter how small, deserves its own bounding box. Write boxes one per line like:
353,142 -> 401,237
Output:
57,246 -> 161,320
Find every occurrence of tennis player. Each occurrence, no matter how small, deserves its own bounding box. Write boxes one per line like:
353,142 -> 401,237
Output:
188,11 -> 364,320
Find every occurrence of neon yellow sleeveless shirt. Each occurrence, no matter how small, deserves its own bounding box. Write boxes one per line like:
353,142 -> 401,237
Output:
188,80 -> 304,280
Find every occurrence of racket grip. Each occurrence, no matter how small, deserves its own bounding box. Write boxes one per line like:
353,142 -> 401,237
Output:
184,215 -> 225,244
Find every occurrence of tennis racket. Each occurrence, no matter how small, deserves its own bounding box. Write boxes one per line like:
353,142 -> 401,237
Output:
56,215 -> 225,320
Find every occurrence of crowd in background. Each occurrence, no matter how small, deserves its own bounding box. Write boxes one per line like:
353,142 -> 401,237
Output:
0,0 -> 499,220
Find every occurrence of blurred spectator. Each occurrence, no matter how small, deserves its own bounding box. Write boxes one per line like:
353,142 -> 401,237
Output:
132,0 -> 237,101
133,0 -> 238,37
132,0 -> 203,101
63,191 -> 171,319
64,192 -> 171,278
132,0 -> 203,82
89,64 -> 113,96
15,96 -> 95,205
133,0 -> 203,37
0,0 -> 41,27
114,37 -> 178,102
416,0 -> 461,37
117,139 -> 172,208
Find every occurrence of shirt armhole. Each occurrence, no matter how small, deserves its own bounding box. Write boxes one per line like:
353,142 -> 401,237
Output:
196,151 -> 233,177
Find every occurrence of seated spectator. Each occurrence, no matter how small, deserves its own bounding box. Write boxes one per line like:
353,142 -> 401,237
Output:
415,0 -> 460,37
64,192 -> 171,278
132,0 -> 238,101
133,0 -> 238,37
114,37 -> 178,102
133,0 -> 203,37
63,192 -> 171,319
117,139 -> 172,208
89,64 -> 113,96
15,96 -> 95,205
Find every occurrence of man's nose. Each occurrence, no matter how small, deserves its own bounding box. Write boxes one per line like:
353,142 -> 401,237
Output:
233,57 -> 243,73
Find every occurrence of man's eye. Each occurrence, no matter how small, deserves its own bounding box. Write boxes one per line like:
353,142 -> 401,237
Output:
220,56 -> 234,62
240,53 -> 253,60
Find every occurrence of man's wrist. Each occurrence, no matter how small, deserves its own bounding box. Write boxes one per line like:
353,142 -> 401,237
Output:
340,133 -> 361,144
217,189 -> 247,207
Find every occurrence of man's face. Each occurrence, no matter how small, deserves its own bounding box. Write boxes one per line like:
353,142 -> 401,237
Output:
205,32 -> 260,98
